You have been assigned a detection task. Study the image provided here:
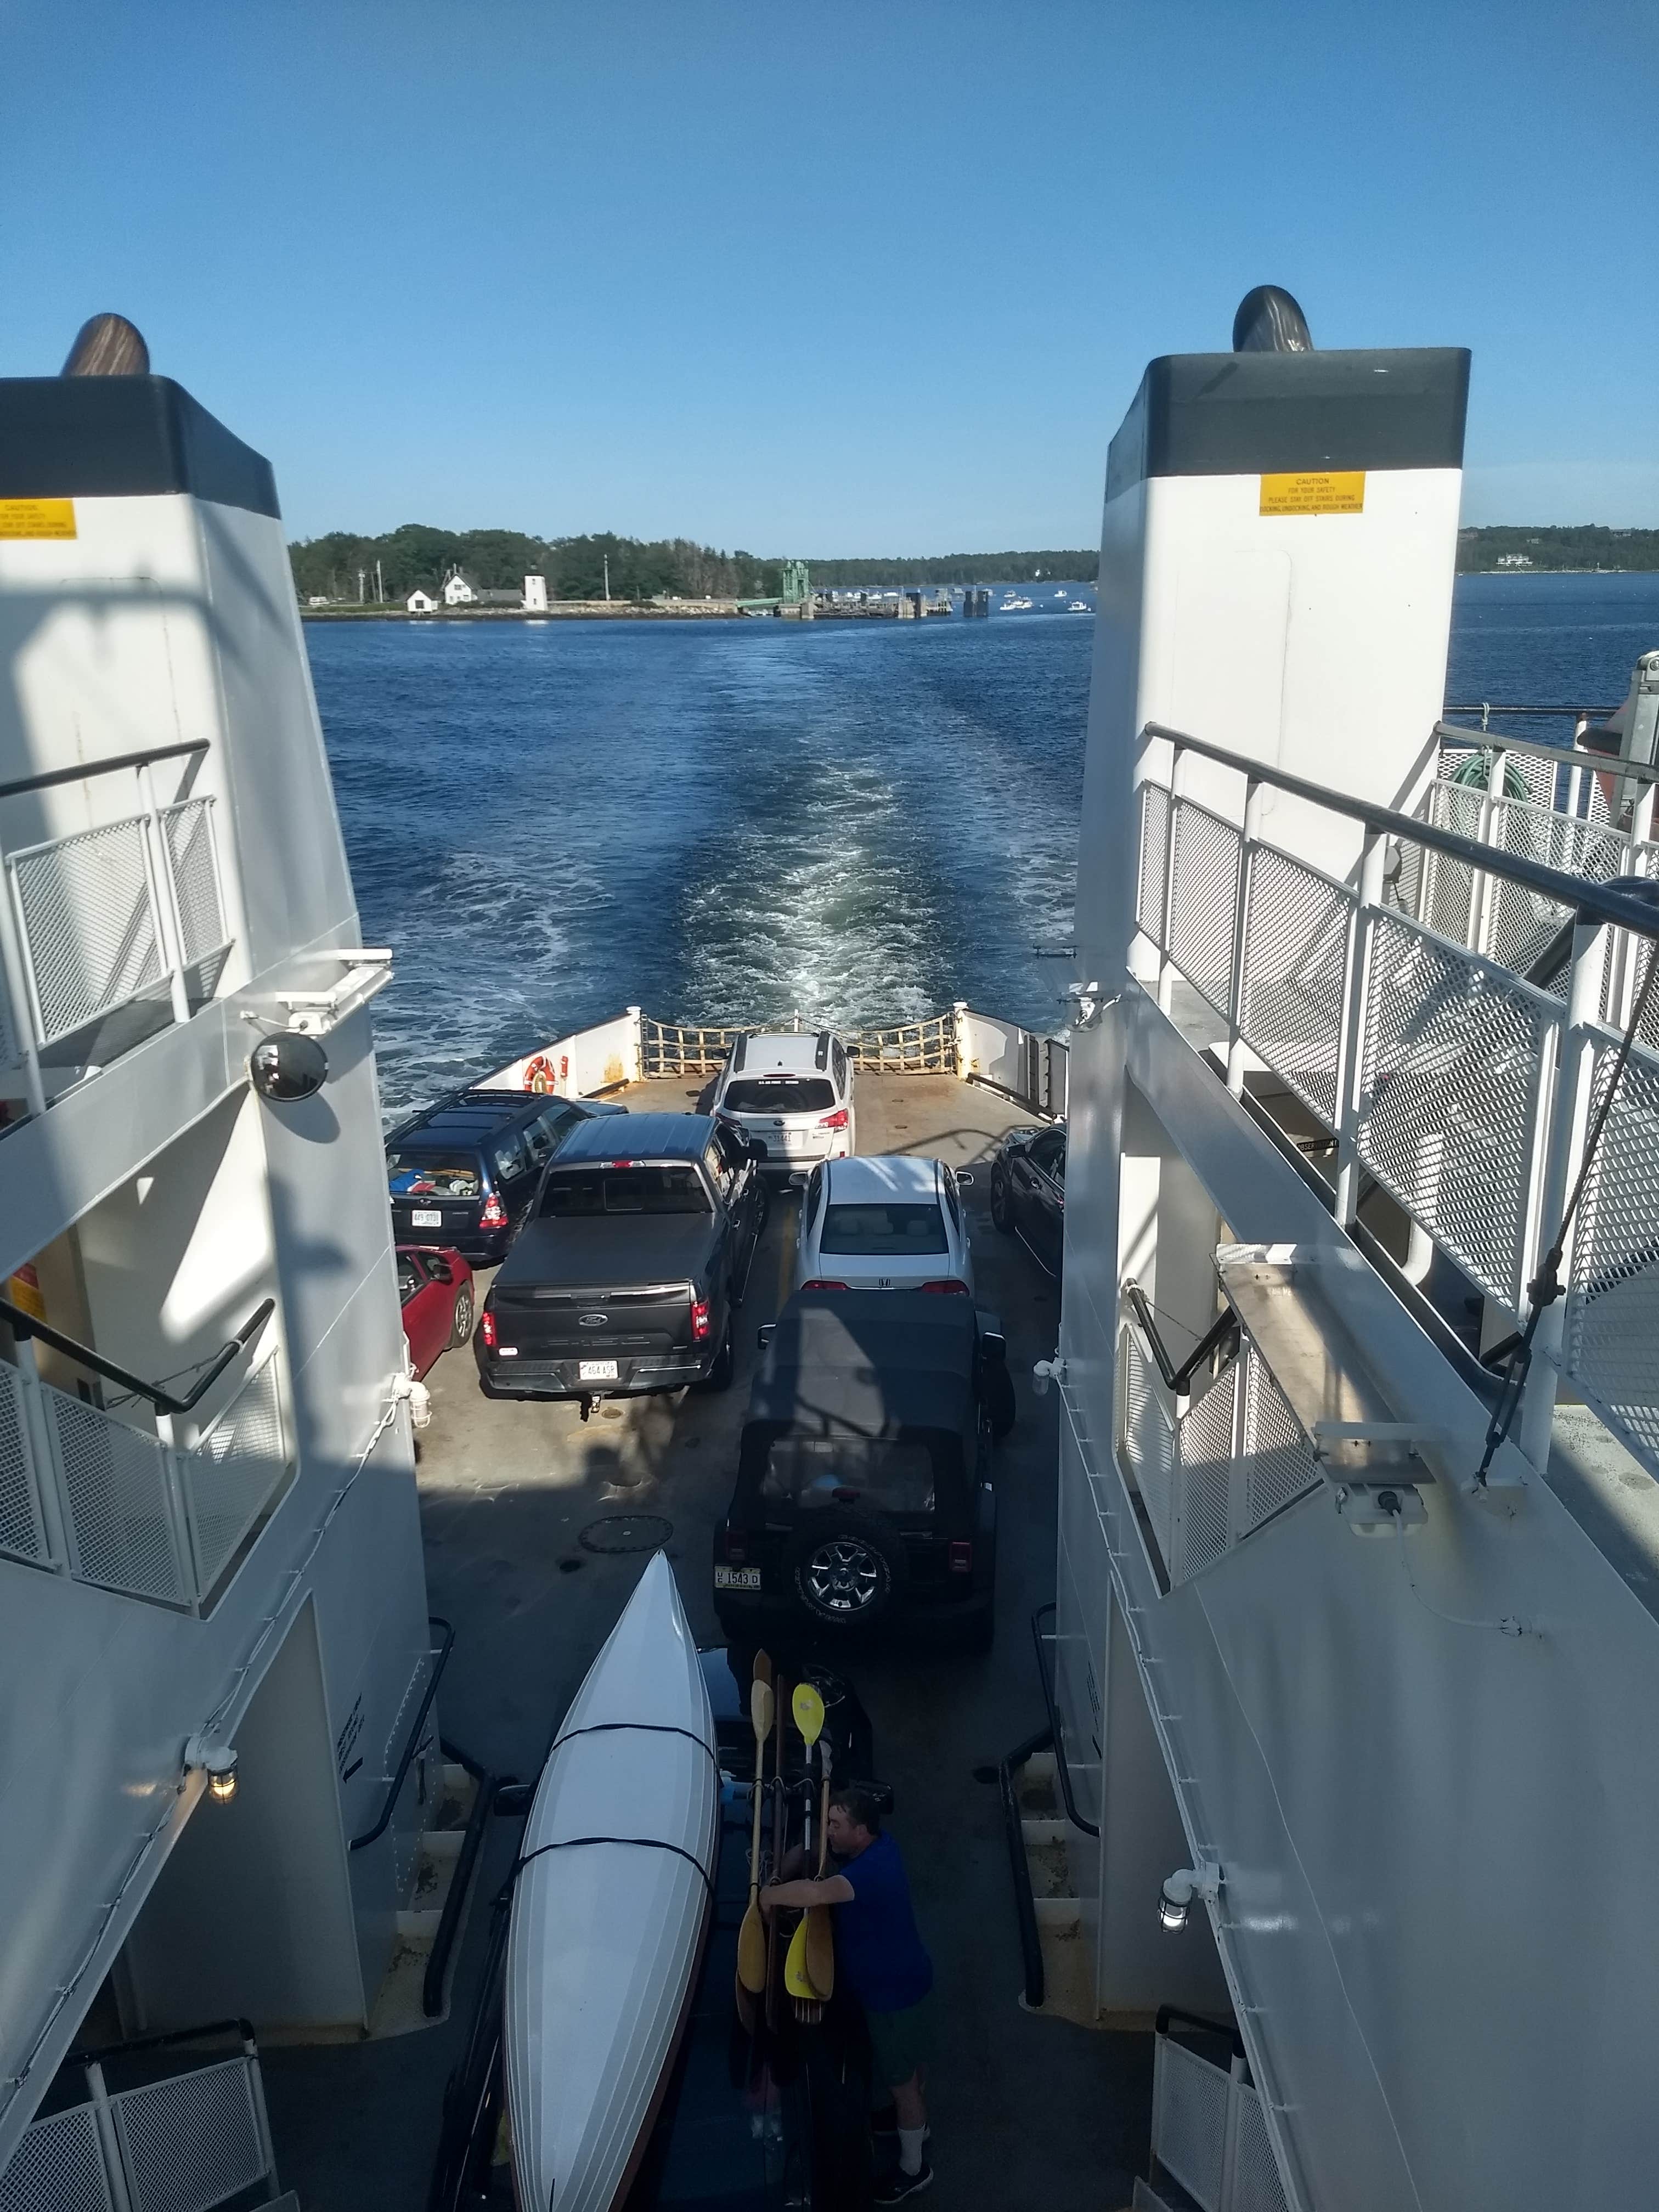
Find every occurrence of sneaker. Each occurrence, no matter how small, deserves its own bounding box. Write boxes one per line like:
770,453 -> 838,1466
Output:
874,2163 -> 933,2202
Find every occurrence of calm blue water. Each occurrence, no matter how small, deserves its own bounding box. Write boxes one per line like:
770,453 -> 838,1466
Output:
307,572 -> 1659,1120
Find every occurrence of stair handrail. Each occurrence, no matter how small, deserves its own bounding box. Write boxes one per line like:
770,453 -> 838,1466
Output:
0,1295 -> 275,1415
1142,720 -> 1659,942
0,737 -> 207,805
1029,1602 -> 1099,1838
349,1617 -> 455,1851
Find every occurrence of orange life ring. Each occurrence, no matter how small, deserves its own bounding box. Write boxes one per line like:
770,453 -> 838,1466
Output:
524,1055 -> 554,1093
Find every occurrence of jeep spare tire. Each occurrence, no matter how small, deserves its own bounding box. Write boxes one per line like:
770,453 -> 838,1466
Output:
786,1514 -> 907,1629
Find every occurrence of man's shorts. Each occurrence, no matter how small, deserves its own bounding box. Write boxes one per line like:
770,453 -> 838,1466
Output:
866,1989 -> 934,2094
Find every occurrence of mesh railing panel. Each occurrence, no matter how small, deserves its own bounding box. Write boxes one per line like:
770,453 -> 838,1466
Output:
0,961 -> 20,1071
1239,1348 -> 1320,1534
1119,1327 -> 1176,1571
8,819 -> 163,1046
1488,797 -> 1628,977
160,800 -> 227,968
1137,781 -> 1171,946
1358,913 -> 1556,1311
46,1387 -> 186,1604
1153,2036 -> 1229,2211
1231,2084 -> 1292,2212
183,1357 -> 287,1594
1418,780 -> 1485,944
1167,802 -> 1242,1018
112,2057 -> 266,2212
0,2103 -> 114,2212
1238,845 -> 1352,1131
1172,1362 -> 1237,1584
1565,1042 -> 1659,1470
0,1361 -> 48,1565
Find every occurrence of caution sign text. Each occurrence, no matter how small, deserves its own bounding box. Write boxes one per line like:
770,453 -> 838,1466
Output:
0,499 -> 77,539
1259,472 -> 1366,516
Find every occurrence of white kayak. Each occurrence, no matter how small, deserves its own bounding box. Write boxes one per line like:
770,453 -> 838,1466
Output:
505,1551 -> 720,2212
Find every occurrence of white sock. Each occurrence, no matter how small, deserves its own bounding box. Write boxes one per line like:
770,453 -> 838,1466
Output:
898,2126 -> 927,2176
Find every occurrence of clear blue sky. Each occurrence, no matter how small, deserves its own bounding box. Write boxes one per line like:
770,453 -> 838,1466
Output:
3,3 -> 1654,549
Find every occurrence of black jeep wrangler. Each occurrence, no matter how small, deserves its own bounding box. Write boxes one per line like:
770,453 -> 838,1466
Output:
713,1289 -> 1012,1653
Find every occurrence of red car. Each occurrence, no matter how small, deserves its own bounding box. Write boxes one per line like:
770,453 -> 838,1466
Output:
397,1245 -> 476,1378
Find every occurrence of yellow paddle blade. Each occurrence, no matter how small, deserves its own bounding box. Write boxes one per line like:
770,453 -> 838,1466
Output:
751,1679 -> 774,1743
737,1900 -> 768,1993
805,1905 -> 835,1997
791,1682 -> 825,1747
783,1916 -> 820,2001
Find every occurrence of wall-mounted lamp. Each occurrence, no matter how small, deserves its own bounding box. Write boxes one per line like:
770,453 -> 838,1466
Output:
1158,1864 -> 1221,1932
185,1734 -> 239,1805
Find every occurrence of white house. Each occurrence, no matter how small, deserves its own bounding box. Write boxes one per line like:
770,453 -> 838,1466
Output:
441,568 -> 476,607
406,588 -> 438,614
524,574 -> 548,612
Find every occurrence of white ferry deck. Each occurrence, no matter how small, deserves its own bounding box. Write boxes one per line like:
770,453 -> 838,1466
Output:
259,1068 -> 1145,2212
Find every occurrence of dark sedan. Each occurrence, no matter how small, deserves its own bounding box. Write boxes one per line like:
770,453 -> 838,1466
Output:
989,1120 -> 1065,1276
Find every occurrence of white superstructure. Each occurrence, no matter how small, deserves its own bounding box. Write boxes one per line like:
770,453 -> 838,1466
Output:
0,344 -> 436,2174
1054,300 -> 1659,2208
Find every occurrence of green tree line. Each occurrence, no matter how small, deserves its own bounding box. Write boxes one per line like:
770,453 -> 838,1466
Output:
288,526 -> 787,603
289,528 -> 1103,601
1458,526 -> 1659,573
804,550 -> 1099,585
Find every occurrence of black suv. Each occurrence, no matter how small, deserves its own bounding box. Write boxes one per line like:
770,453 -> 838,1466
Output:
713,1290 -> 1012,1652
386,1088 -> 625,1265
475,1113 -> 768,1404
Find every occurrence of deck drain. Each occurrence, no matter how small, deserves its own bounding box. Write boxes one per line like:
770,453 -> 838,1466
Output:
579,1514 -> 674,1556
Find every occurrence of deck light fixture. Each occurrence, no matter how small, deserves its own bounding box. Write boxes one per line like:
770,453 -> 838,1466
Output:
1159,1864 -> 1221,1932
185,1734 -> 239,1804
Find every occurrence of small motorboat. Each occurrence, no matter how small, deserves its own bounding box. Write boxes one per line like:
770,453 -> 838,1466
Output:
505,1552 -> 719,2212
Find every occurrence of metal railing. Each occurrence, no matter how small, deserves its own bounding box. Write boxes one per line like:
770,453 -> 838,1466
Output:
1117,1312 -> 1321,1589
0,2028 -> 279,2212
1410,724 -> 1658,986
0,743 -> 232,1122
0,1344 -> 290,1613
639,1009 -> 963,1079
634,1006 -> 1065,1110
639,1018 -> 741,1077
1142,2025 -> 1293,2212
1137,720 -> 1659,1487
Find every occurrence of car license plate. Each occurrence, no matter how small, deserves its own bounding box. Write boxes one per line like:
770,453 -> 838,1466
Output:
411,1208 -> 442,1228
579,1359 -> 619,1382
714,1565 -> 761,1590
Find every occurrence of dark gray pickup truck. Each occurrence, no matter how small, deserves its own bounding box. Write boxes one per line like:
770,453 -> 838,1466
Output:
473,1112 -> 768,1406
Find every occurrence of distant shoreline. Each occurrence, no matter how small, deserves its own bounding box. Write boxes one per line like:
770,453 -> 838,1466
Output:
301,602 -> 753,623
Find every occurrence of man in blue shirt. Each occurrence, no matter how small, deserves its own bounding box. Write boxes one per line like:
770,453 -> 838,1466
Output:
762,1784 -> 935,2201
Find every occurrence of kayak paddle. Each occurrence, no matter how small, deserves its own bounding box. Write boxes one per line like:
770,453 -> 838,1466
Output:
787,1684 -> 831,2015
737,1675 -> 773,1996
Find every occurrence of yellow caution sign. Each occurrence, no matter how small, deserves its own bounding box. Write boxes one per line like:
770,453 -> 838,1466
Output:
5,1264 -> 45,1320
1259,472 -> 1365,516
0,498 -> 77,539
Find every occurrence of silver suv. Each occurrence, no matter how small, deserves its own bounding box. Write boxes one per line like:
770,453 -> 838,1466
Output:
712,1029 -> 856,1179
